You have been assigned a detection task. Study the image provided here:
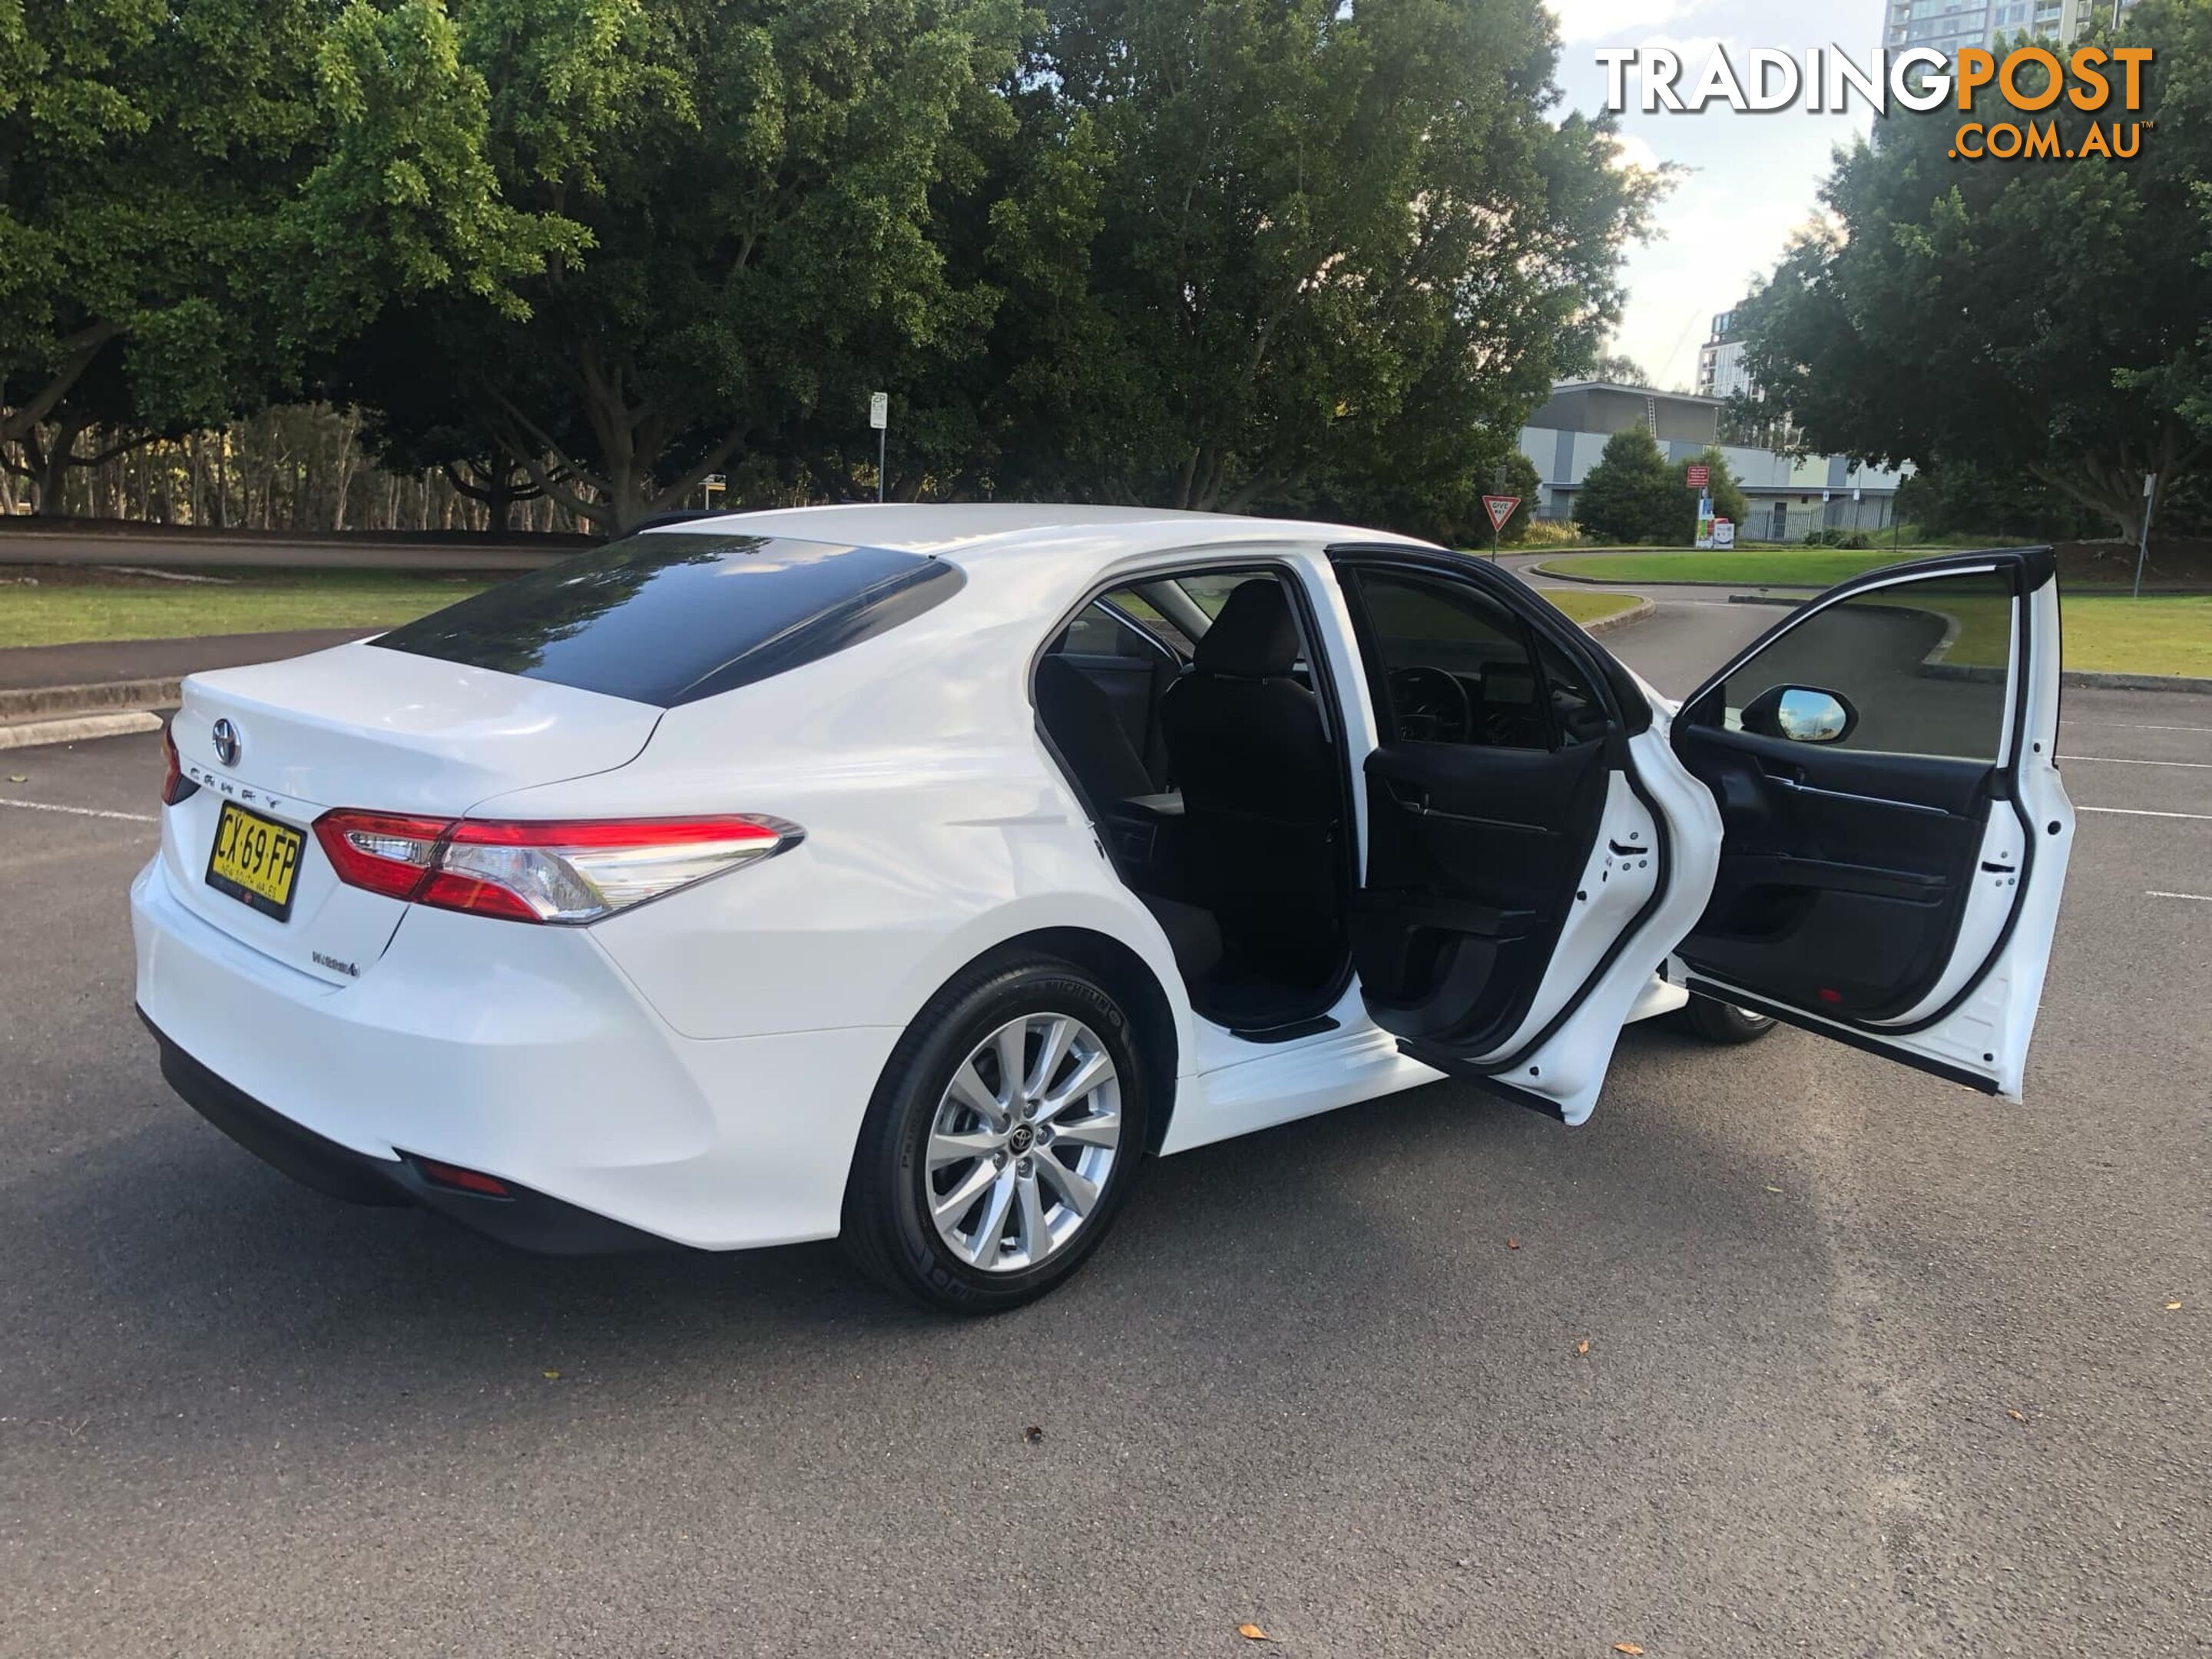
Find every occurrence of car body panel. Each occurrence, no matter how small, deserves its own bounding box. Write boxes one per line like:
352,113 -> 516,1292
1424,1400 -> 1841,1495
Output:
132,506 -> 2075,1256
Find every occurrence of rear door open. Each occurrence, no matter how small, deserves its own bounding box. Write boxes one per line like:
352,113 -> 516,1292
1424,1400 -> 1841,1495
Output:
1326,548 -> 1720,1124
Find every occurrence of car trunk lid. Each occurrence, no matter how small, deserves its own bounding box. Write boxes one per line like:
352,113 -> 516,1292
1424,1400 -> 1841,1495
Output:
163,642 -> 663,985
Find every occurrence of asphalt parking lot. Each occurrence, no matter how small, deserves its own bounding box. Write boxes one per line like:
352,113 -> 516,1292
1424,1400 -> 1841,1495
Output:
2,673 -> 2207,1655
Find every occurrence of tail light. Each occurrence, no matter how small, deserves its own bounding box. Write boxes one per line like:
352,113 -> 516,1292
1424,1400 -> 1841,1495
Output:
313,810 -> 800,923
159,724 -> 199,806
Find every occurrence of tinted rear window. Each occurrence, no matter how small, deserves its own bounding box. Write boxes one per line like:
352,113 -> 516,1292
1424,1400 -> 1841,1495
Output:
372,532 -> 964,707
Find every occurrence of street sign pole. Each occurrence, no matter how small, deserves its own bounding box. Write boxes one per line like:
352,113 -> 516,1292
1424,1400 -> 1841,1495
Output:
869,392 -> 889,503
1480,494 -> 1521,562
2134,472 -> 2158,599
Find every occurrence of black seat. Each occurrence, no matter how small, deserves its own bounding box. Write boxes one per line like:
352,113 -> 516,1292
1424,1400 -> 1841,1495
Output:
1158,579 -> 1341,978
1035,653 -> 1155,804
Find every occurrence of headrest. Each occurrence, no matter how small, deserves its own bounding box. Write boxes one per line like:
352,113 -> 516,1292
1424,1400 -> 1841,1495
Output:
1192,579 -> 1298,678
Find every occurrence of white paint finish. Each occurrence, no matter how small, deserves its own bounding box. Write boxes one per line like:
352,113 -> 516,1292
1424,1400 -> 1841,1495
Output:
124,506 -> 2081,1255
174,642 -> 665,816
1491,724 -> 1724,1126
132,858 -> 896,1249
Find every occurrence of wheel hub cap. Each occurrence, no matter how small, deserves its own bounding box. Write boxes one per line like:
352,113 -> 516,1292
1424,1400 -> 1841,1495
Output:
924,1011 -> 1122,1273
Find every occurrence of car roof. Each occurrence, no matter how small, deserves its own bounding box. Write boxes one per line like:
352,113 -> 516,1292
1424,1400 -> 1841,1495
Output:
642,502 -> 1436,578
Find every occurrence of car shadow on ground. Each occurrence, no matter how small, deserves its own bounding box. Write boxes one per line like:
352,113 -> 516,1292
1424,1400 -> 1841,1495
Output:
12,1023 -> 1821,1462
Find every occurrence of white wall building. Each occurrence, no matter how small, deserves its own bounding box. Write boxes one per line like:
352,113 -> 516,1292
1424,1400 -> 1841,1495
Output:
1518,382 -> 1909,543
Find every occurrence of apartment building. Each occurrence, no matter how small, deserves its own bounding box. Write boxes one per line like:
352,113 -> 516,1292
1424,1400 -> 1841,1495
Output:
1884,0 -> 2139,55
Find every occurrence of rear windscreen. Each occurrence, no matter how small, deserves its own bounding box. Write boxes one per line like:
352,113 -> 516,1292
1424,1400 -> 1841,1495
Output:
371,531 -> 964,707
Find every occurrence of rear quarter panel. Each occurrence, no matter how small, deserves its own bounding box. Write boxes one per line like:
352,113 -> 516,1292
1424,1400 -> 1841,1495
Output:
470,557 -> 1200,1070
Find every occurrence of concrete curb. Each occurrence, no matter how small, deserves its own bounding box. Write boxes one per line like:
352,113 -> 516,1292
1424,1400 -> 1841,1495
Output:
2061,669 -> 2212,694
0,710 -> 163,750
1535,561 -> 1826,590
1577,597 -> 1656,637
0,677 -> 182,723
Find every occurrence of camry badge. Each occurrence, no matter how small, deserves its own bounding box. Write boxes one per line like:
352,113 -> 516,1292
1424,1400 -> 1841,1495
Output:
211,718 -> 240,768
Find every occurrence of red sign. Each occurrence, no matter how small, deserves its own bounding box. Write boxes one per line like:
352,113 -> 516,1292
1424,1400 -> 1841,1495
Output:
1685,464 -> 1710,488
1482,495 -> 1520,531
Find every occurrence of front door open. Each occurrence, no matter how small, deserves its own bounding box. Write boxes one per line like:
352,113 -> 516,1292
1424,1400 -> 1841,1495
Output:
1664,548 -> 2075,1098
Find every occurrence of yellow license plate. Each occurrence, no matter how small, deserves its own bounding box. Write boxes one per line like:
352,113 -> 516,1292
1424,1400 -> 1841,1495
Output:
205,801 -> 306,920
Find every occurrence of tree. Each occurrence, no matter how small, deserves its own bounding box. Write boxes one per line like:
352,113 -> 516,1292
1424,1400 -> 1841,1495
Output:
0,0 -> 563,508
354,0 -> 1025,534
1575,426 -> 1693,545
1591,352 -> 1651,386
978,0 -> 1665,514
1737,0 -> 2212,543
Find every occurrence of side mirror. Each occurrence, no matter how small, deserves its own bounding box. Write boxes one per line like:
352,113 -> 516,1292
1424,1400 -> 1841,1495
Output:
1741,684 -> 1857,745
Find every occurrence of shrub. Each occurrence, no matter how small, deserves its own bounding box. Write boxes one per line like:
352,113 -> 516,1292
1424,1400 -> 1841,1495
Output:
1515,518 -> 1584,548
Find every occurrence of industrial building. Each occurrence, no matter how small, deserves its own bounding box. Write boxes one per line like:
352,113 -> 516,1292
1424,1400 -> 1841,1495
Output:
1517,382 -> 1908,543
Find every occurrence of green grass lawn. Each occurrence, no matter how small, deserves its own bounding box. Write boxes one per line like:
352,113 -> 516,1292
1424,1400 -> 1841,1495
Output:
1538,588 -> 1644,628
1536,551 -> 2210,677
2046,594 -> 2212,677
0,571 -> 492,649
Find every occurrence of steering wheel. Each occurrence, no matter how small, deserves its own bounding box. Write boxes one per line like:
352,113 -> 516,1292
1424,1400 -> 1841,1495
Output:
1387,665 -> 1472,743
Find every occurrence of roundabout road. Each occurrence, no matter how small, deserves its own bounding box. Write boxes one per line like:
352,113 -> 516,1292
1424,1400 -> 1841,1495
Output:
1499,551 -> 1782,696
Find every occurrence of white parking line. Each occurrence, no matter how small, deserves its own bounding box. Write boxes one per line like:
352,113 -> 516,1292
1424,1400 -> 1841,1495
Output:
2146,890 -> 2212,902
0,797 -> 157,824
2061,755 -> 2212,769
2079,806 -> 2212,822
2068,720 -> 2212,734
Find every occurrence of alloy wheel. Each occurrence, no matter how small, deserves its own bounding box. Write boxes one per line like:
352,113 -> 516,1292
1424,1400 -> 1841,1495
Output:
925,1012 -> 1122,1273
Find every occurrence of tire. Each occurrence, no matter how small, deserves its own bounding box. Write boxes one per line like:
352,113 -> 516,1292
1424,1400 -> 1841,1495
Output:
1676,994 -> 1777,1045
841,952 -> 1151,1314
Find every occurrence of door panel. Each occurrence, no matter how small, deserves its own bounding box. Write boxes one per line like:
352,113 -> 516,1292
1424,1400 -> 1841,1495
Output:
1353,740 -> 1609,1043
1673,723 -> 1991,1019
1327,548 -> 1718,1123
1667,551 -> 2074,1098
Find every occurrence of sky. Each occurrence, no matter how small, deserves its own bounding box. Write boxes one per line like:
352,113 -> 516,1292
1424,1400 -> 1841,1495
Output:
1545,0 -> 1883,389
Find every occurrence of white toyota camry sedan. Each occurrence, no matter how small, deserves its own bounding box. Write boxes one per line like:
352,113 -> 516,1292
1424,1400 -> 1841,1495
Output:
134,505 -> 2075,1310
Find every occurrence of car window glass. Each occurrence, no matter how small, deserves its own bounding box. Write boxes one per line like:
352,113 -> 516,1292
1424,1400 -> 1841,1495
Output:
1056,600 -> 1159,660
373,531 -> 962,707
1713,571 -> 2012,760
1533,634 -> 1606,749
1352,569 -> 1551,750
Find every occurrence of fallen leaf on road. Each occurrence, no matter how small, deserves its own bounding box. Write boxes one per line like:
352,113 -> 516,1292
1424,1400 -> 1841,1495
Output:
2167,1301 -> 2183,1310
1023,1425 -> 1044,1444
1763,1185 -> 1783,1194
1237,1623 -> 1269,1641
6,774 -> 25,783
1507,1237 -> 1521,1250
1576,1339 -> 1591,1357
2007,1409 -> 2026,1423
1614,1644 -> 1645,1654
542,1369 -> 561,1380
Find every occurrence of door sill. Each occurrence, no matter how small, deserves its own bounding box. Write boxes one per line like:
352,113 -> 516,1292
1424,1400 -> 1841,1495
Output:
1227,1014 -> 1339,1045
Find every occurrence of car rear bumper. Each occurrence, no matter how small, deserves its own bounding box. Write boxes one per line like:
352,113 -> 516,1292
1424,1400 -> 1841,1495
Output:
143,1012 -> 667,1252
131,854 -> 902,1252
